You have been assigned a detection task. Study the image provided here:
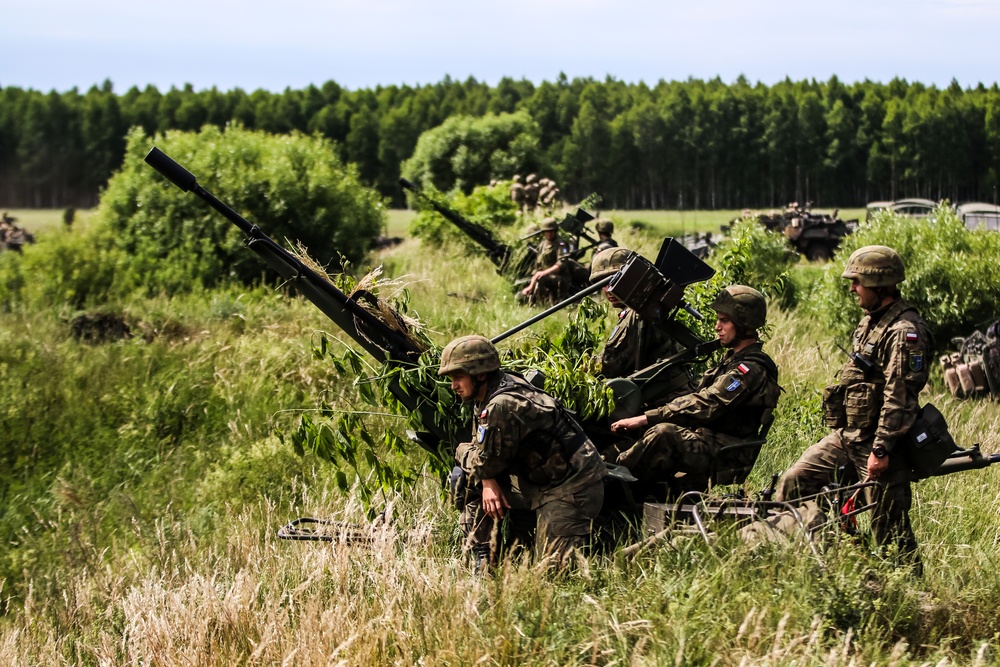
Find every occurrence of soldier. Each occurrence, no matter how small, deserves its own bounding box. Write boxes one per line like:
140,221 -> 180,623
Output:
609,286 -> 780,485
589,247 -> 692,398
594,219 -> 617,253
439,335 -> 607,570
520,217 -> 570,305
776,246 -> 931,564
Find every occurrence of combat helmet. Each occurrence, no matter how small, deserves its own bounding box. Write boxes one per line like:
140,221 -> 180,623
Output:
841,245 -> 905,287
711,285 -> 767,332
539,217 -> 559,232
590,247 -> 632,282
438,335 -> 501,376
595,219 -> 614,235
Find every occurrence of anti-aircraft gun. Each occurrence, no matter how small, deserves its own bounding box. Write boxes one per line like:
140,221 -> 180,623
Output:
399,178 -> 536,282
144,148 -> 1000,550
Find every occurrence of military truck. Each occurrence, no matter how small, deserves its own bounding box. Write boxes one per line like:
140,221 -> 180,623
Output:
741,202 -> 858,261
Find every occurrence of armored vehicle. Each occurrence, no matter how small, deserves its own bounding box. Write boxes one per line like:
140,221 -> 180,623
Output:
747,202 -> 857,261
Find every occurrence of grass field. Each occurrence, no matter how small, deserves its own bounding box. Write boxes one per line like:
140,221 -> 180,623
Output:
1,199 -> 999,664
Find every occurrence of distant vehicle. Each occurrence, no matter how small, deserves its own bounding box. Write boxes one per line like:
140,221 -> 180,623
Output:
890,198 -> 937,218
957,202 -> 1000,231
865,198 -> 939,223
737,202 -> 857,261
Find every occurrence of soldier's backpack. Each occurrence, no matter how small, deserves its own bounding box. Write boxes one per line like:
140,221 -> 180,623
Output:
940,318 -> 1000,399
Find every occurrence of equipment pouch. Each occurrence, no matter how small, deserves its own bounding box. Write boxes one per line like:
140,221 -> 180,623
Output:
844,382 -> 879,429
903,403 -> 958,478
822,384 -> 846,429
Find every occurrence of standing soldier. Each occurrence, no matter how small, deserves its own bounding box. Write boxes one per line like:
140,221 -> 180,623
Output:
776,246 -> 931,565
439,335 -> 607,571
610,286 -> 780,485
520,217 -> 570,305
594,219 -> 617,253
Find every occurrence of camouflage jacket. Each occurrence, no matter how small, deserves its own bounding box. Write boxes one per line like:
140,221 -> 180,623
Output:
599,308 -> 687,380
829,298 -> 932,452
644,342 -> 780,440
455,372 -> 607,508
534,237 -> 570,274
595,238 -> 618,253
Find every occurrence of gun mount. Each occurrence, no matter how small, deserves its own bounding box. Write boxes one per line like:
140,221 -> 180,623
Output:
145,148 -> 999,554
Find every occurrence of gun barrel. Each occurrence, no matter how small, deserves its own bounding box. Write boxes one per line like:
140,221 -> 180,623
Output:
491,276 -> 613,345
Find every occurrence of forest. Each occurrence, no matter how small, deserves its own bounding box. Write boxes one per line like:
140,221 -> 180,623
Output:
2,74 -> 999,210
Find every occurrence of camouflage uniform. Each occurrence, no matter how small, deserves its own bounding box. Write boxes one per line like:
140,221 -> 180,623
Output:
455,372 -> 607,567
776,297 -> 931,555
529,235 -> 571,304
617,342 -> 780,480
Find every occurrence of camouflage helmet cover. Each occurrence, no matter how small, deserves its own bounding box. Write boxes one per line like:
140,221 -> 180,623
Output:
590,247 -> 632,282
595,218 -> 614,235
437,335 -> 501,376
841,245 -> 905,287
539,217 -> 559,232
711,285 -> 767,331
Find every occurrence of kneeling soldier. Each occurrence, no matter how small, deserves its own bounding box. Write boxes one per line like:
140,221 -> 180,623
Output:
439,335 -> 607,570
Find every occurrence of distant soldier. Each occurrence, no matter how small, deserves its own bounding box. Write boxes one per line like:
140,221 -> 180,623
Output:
520,217 -> 571,305
776,246 -> 931,566
610,286 -> 780,485
594,219 -> 617,253
440,335 -> 607,570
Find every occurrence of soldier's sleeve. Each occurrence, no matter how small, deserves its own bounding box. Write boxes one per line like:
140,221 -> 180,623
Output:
598,313 -> 636,378
875,322 -> 930,452
644,361 -> 764,426
456,398 -> 522,481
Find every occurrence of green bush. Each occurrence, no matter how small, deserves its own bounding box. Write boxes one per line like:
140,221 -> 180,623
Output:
101,125 -> 386,296
805,205 -> 1000,343
409,180 -> 522,251
401,112 -> 545,194
681,219 -> 797,340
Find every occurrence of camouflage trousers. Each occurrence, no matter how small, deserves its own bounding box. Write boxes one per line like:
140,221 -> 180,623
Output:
527,274 -> 570,306
616,422 -> 721,482
460,483 -> 604,569
775,431 -> 918,558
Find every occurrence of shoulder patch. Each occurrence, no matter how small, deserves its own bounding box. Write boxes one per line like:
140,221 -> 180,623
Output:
909,353 -> 924,372
905,331 -> 918,342
726,379 -> 742,392
476,425 -> 488,443
737,363 -> 751,375
479,408 -> 488,420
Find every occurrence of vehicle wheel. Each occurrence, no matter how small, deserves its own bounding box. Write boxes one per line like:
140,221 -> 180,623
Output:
805,242 -> 832,262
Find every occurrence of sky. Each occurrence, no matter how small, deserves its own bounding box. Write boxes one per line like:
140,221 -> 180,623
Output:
3,0 -> 1000,94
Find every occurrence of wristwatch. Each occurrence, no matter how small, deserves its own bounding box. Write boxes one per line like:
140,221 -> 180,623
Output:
872,445 -> 888,459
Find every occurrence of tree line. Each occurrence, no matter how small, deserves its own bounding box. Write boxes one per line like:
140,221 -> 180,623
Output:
1,75 -> 998,210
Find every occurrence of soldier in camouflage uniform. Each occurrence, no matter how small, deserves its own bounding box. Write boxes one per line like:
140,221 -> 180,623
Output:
594,219 -> 618,253
590,247 -> 694,401
776,246 -> 931,562
609,286 -> 781,483
439,335 -> 607,570
520,217 -> 571,305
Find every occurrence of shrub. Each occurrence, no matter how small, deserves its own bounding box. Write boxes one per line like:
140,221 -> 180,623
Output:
409,180 -> 522,251
401,112 -> 545,194
100,124 -> 386,296
804,205 -> 1000,343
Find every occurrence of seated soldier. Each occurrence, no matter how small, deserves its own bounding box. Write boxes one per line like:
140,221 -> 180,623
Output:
609,286 -> 780,486
520,217 -> 571,305
594,219 -> 617,253
589,247 -> 693,399
439,335 -> 607,570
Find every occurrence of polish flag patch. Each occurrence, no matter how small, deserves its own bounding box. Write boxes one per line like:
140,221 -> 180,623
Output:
737,363 -> 751,374
906,332 -> 919,342
479,409 -> 488,420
